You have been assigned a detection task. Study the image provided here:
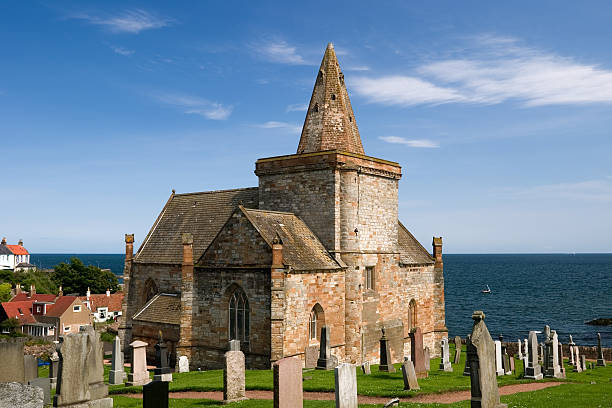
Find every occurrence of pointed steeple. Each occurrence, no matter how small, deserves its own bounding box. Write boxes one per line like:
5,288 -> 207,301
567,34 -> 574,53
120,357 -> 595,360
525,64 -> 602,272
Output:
297,43 -> 365,155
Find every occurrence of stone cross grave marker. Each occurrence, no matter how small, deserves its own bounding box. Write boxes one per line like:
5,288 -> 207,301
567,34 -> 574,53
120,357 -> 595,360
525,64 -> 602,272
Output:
178,356 -> 189,373
596,333 -> 606,367
316,326 -> 335,370
273,356 -> 303,408
143,379 -> 169,408
109,335 -> 125,385
360,361 -> 371,375
524,331 -> 543,380
424,346 -> 431,371
379,328 -> 396,373
334,363 -> 357,408
454,336 -> 462,364
127,340 -> 151,386
0,337 -> 26,383
409,327 -> 427,378
223,350 -> 247,403
467,311 -> 508,408
401,359 -> 420,390
494,340 -> 504,376
439,337 -> 452,372
154,332 -> 172,382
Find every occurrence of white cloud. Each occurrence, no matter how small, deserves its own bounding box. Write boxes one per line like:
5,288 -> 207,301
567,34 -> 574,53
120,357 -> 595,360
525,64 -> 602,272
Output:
256,121 -> 301,134
152,92 -> 233,120
71,9 -> 172,34
495,178 -> 612,202
354,35 -> 612,107
286,103 -> 308,112
345,65 -> 371,72
111,46 -> 134,56
379,136 -> 439,148
251,40 -> 307,65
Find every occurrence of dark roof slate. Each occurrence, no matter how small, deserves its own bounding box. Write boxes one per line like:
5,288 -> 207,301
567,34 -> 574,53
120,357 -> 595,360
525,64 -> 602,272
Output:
135,187 -> 259,264
132,293 -> 181,325
0,245 -> 12,255
397,221 -> 435,265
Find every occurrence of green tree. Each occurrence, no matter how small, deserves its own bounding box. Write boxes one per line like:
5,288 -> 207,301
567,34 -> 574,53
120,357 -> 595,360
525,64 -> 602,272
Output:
52,257 -> 119,295
0,282 -> 11,302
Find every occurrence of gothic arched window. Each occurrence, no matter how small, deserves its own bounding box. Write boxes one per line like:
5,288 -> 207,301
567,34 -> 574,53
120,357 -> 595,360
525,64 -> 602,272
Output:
408,299 -> 417,330
229,288 -> 249,345
309,303 -> 325,341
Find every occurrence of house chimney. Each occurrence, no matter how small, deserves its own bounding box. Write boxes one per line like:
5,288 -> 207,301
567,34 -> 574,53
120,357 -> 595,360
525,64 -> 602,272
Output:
106,288 -> 110,297
30,284 -> 36,296
272,233 -> 283,268
58,285 -> 63,297
1,237 -> 6,245
125,234 -> 134,262
18,239 -> 23,246
432,236 -> 443,268
16,284 -> 22,294
86,287 -> 91,300
182,233 -> 194,267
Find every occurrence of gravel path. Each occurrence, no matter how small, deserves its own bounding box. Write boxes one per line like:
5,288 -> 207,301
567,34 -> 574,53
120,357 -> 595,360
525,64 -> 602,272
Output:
122,382 -> 563,404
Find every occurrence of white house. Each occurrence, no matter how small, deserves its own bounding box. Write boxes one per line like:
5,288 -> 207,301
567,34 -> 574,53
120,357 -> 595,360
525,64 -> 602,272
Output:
80,288 -> 124,323
0,238 -> 31,270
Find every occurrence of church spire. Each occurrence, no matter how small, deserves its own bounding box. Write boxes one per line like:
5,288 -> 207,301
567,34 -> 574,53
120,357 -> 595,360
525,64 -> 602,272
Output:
297,43 -> 365,155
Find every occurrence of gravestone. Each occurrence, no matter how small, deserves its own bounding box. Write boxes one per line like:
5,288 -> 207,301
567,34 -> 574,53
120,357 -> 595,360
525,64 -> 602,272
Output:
0,337 -> 26,383
273,357 -> 303,408
538,344 -> 544,365
467,311 -> 507,408
573,345 -> 582,373
49,350 -> 59,389
143,380 -> 169,408
360,361 -> 371,375
558,343 -> 566,378
379,328 -> 396,373
178,356 -> 189,373
401,360 -> 420,390
494,340 -> 504,376
334,363 -> 357,408
517,339 -> 523,359
568,335 -> 575,365
463,335 -> 472,376
439,337 -> 452,372
544,330 -> 561,378
0,382 -> 44,408
409,327 -> 427,378
580,355 -> 587,371
127,340 -> 151,386
154,333 -> 172,382
229,339 -> 241,351
509,356 -> 515,374
316,326 -> 335,370
304,345 -> 319,368
109,336 -> 125,385
424,347 -> 431,371
524,331 -> 543,380
454,336 -> 462,364
223,350 -> 247,403
503,353 -> 511,375
29,377 -> 51,406
596,333 -> 606,367
523,338 -> 529,362
24,355 -> 39,383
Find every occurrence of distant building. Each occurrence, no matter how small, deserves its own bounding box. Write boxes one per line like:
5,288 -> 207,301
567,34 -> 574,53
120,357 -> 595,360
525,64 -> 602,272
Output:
80,288 -> 124,323
0,238 -> 33,270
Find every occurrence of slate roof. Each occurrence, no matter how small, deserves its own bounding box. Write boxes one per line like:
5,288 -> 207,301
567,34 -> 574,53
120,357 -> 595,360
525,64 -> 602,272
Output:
135,187 -> 259,264
0,245 -> 11,255
397,221 -> 435,265
132,293 -> 181,325
241,208 -> 342,271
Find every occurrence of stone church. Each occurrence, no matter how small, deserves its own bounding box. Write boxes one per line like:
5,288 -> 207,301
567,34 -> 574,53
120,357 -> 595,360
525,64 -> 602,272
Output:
119,43 -> 447,370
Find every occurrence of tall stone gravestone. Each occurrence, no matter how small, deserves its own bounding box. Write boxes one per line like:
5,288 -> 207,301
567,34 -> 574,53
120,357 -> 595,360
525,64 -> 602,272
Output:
558,343 -> 566,378
409,327 -> 427,378
317,326 -> 335,370
573,343 -> 582,373
568,335 -> 575,366
154,333 -> 172,382
109,336 -> 125,385
223,349 -> 247,403
424,347 -> 430,371
334,363 -> 357,408
143,380 -> 168,408
494,341 -> 504,376
580,355 -> 587,371
439,337 -> 452,372
523,339 -> 528,362
127,340 -> 151,386
378,328 -> 396,373
596,333 -> 606,367
544,330 -> 561,378
454,336 -> 462,364
0,337 -> 25,383
524,331 -> 543,380
273,357 -> 303,408
49,350 -> 60,389
467,311 -> 507,408
463,334 -> 472,376
517,339 -> 523,359
24,355 -> 38,383
401,360 -> 419,390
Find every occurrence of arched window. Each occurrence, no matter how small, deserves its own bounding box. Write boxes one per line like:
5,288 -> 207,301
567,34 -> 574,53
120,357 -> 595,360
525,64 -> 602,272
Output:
408,299 -> 417,330
229,288 -> 249,345
309,303 -> 325,341
143,279 -> 158,303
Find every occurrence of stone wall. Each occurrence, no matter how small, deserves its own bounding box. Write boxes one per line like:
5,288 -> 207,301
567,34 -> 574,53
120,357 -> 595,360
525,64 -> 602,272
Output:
128,263 -> 182,315
131,321 -> 180,367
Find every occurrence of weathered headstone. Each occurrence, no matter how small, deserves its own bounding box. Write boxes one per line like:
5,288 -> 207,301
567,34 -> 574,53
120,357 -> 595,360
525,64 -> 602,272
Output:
439,337 -> 452,372
454,336 -> 462,364
517,339 -> 523,359
143,380 -> 169,408
28,377 -> 51,406
467,311 -> 507,408
178,356 -> 189,373
273,357 -> 303,408
580,354 -> 587,371
424,346 -> 430,371
538,343 -> 544,365
0,337 -> 26,383
316,326 -> 335,370
229,339 -> 241,351
0,382 -> 44,408
568,335 -> 575,365
223,350 -> 247,403
24,355 -> 39,383
509,356 -> 515,374
524,331 -> 543,380
463,334 -> 472,376
494,340 -> 504,376
378,328 -> 396,373
573,345 -> 582,373
558,343 -> 566,378
544,330 -> 561,378
596,333 -> 606,367
109,336 -> 125,385
523,338 -> 529,362
127,340 -> 151,386
409,327 -> 427,378
49,352 -> 60,389
334,363 -> 357,408
401,360 -> 420,390
154,333 -> 172,382
360,361 -> 371,375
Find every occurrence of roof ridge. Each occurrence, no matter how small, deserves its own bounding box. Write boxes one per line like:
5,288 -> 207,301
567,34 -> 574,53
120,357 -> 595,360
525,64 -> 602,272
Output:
174,187 -> 258,197
242,208 -> 296,216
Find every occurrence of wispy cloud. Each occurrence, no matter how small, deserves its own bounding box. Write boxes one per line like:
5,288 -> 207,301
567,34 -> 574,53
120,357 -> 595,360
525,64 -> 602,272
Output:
251,40 -> 308,65
70,9 -> 172,34
345,65 -> 371,72
379,136 -> 439,148
111,46 -> 134,56
354,35 -> 612,107
286,103 -> 308,112
256,121 -> 301,134
152,92 -> 233,120
495,178 -> 612,202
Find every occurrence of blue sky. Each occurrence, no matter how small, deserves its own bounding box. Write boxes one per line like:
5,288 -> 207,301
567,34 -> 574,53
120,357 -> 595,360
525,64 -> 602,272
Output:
2,1 -> 611,253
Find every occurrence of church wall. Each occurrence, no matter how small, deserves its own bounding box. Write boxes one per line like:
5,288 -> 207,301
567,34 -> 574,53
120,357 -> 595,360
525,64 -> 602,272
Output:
355,173 -> 398,252
127,263 -> 182,319
131,321 -> 179,368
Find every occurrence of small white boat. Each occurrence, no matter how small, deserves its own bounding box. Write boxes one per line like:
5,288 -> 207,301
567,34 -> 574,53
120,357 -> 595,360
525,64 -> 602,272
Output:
481,284 -> 491,294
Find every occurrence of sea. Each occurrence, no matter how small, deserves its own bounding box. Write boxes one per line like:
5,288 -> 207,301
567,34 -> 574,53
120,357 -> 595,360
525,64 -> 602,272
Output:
30,253 -> 612,347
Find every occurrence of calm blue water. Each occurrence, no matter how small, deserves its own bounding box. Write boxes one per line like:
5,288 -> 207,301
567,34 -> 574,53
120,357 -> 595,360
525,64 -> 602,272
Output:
31,253 -> 612,347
